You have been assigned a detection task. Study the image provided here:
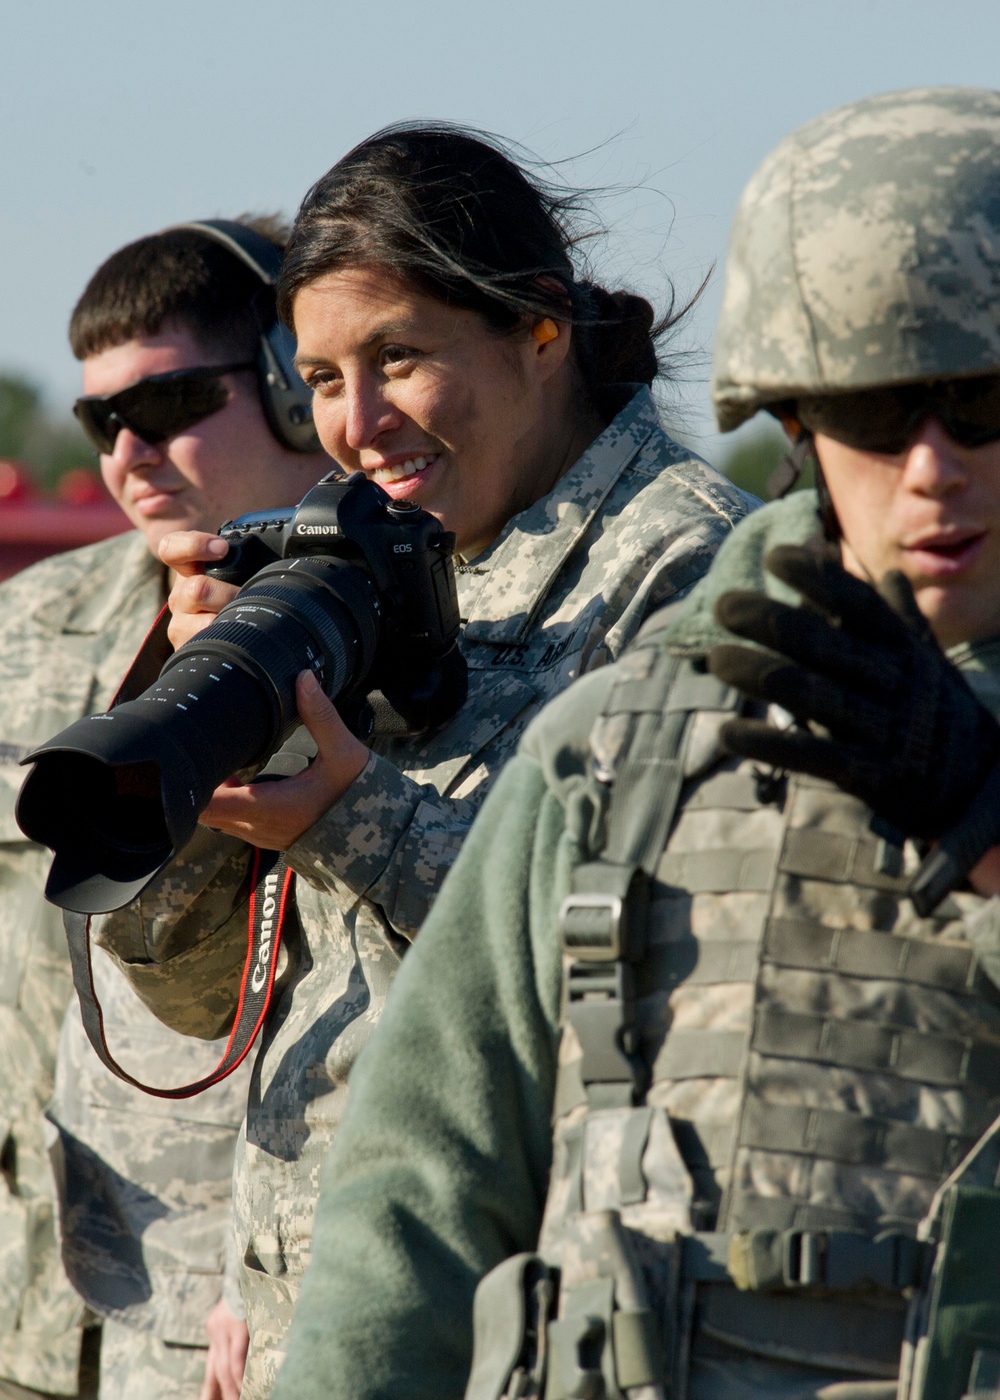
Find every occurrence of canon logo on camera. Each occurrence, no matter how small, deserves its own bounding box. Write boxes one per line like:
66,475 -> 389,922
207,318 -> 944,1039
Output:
296,524 -> 339,535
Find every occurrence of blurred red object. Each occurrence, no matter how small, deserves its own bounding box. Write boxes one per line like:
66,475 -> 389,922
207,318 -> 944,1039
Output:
0,460 -> 40,504
54,468 -> 109,506
0,463 -> 130,581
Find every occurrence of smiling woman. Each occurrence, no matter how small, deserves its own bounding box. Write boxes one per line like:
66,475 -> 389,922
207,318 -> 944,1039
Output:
91,122 -> 755,1398
291,267 -> 601,559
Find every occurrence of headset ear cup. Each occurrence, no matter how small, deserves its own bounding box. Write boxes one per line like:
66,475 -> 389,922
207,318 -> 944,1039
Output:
165,219 -> 321,455
257,322 -> 320,454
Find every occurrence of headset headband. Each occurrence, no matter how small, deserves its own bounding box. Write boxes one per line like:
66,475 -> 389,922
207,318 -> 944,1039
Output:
169,219 -> 283,286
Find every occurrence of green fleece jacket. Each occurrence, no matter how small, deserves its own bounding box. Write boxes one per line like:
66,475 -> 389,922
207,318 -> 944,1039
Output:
271,490 -> 1000,1400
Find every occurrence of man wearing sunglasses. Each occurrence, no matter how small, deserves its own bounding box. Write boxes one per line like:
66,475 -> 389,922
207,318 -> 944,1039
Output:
266,88 -> 1000,1400
0,219 -> 325,1400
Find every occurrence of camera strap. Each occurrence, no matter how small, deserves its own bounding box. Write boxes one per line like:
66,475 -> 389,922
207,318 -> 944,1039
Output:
111,600 -> 175,703
64,847 -> 294,1097
62,602 -> 296,1097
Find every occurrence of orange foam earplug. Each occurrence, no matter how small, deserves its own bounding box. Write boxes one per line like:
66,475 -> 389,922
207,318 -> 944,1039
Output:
532,318 -> 559,346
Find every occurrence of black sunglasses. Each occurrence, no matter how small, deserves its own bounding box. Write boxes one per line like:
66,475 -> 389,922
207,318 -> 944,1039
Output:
74,362 -> 255,455
796,375 -> 1000,454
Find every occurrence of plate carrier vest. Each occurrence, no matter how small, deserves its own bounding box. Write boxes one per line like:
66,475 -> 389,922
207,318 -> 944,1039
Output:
466,614 -> 1000,1400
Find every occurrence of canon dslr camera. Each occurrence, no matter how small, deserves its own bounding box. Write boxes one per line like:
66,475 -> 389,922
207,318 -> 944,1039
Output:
17,472 -> 466,913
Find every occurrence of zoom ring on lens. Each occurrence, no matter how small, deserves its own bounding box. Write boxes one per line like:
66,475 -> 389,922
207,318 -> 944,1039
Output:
233,578 -> 361,665
220,588 -> 358,700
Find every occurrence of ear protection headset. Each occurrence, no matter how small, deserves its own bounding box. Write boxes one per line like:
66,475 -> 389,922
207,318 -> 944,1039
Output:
168,219 -> 320,454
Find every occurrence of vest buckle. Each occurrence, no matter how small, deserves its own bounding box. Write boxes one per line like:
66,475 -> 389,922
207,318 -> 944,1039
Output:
559,893 -> 626,961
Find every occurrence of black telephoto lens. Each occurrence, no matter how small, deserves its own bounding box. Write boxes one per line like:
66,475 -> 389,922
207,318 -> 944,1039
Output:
17,555 -> 379,913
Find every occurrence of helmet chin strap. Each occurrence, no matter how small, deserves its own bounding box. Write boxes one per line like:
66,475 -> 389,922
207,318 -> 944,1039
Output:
807,449 -> 878,585
768,424 -> 845,548
813,455 -> 844,547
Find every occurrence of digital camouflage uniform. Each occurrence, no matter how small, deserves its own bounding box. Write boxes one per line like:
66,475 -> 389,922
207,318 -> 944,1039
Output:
0,531 -> 249,1398
263,87 -> 1000,1400
47,951 -> 252,1400
90,385 -> 755,1398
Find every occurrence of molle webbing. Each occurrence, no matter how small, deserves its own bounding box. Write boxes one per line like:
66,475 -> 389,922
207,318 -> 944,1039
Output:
671,1105 -> 976,1183
740,1100 -> 974,1178
753,1006 -> 1000,1088
654,824 -> 914,894
558,649 -> 741,1108
643,919 -> 989,995
644,996 -> 1000,1102
656,847 -> 773,893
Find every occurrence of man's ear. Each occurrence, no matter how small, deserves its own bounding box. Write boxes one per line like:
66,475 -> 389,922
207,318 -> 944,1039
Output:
778,412 -> 802,444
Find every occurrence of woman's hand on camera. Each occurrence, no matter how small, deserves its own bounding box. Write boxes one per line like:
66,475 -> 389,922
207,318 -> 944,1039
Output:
198,671 -> 371,850
159,530 -> 238,651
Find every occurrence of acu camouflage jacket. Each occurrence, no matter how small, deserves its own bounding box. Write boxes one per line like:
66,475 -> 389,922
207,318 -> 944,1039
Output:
0,531 -> 250,1391
91,386 -> 754,1399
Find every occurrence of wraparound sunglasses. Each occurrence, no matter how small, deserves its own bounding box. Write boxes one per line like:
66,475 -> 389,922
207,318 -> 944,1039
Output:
74,362 -> 255,455
796,375 -> 1000,454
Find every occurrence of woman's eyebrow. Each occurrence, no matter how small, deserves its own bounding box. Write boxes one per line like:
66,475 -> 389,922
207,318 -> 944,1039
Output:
294,322 -> 416,372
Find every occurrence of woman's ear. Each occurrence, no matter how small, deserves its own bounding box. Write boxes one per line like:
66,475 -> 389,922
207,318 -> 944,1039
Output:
529,317 -> 572,381
531,319 -> 559,347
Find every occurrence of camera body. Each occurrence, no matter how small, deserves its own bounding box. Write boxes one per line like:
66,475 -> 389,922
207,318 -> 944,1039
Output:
210,471 -> 464,739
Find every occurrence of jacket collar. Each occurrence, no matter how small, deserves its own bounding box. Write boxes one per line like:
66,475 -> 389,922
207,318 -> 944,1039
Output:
458,385 -> 658,645
31,531 -> 165,636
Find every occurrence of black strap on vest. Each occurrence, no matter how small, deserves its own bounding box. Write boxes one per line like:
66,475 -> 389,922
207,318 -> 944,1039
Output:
557,630 -> 741,1110
62,603 -> 296,1097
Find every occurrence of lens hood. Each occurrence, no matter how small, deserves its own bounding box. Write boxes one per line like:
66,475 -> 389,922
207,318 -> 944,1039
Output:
17,709 -> 205,912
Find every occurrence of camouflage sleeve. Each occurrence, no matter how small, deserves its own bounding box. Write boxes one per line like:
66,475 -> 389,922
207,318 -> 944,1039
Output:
91,824 -> 252,1040
286,750 -> 475,941
271,753 -> 569,1400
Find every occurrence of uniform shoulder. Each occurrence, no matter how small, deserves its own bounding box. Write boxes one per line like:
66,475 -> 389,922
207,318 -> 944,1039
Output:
631,424 -> 760,529
0,530 -> 143,611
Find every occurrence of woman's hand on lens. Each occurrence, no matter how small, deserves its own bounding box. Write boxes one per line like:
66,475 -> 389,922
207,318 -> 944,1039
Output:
159,530 -> 238,651
198,671 -> 371,850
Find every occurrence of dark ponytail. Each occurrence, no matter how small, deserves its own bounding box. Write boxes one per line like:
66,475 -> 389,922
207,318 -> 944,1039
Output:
278,123 -> 695,398
571,283 -> 661,390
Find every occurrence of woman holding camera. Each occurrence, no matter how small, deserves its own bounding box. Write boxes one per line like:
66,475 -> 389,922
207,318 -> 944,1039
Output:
93,124 -> 752,1398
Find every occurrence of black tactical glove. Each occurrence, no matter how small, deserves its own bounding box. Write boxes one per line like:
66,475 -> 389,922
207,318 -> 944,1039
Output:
706,542 -> 1000,914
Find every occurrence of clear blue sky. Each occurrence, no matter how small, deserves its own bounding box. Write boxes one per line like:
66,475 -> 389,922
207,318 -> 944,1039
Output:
2,0 -> 997,464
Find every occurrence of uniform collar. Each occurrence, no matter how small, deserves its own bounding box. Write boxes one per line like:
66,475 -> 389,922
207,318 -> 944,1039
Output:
31,531 -> 165,636
458,385 -> 658,644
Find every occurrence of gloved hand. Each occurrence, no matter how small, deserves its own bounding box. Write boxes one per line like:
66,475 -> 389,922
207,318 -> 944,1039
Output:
705,541 -> 1000,913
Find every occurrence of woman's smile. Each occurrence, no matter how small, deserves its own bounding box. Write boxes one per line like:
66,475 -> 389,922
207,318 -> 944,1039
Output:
365,450 -> 441,498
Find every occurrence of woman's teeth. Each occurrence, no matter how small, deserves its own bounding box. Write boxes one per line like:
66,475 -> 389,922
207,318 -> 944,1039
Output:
371,455 -> 433,484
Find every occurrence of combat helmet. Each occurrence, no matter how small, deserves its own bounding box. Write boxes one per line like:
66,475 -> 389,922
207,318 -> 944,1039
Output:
713,86 -> 1000,432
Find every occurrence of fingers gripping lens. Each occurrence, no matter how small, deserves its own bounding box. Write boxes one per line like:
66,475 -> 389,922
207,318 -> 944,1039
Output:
74,362 -> 254,454
797,375 -> 1000,454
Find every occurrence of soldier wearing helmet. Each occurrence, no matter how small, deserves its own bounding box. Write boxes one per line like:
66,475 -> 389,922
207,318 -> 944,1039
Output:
266,88 -> 1000,1400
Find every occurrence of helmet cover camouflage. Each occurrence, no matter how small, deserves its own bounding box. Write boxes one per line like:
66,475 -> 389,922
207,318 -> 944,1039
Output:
713,87 -> 1000,432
